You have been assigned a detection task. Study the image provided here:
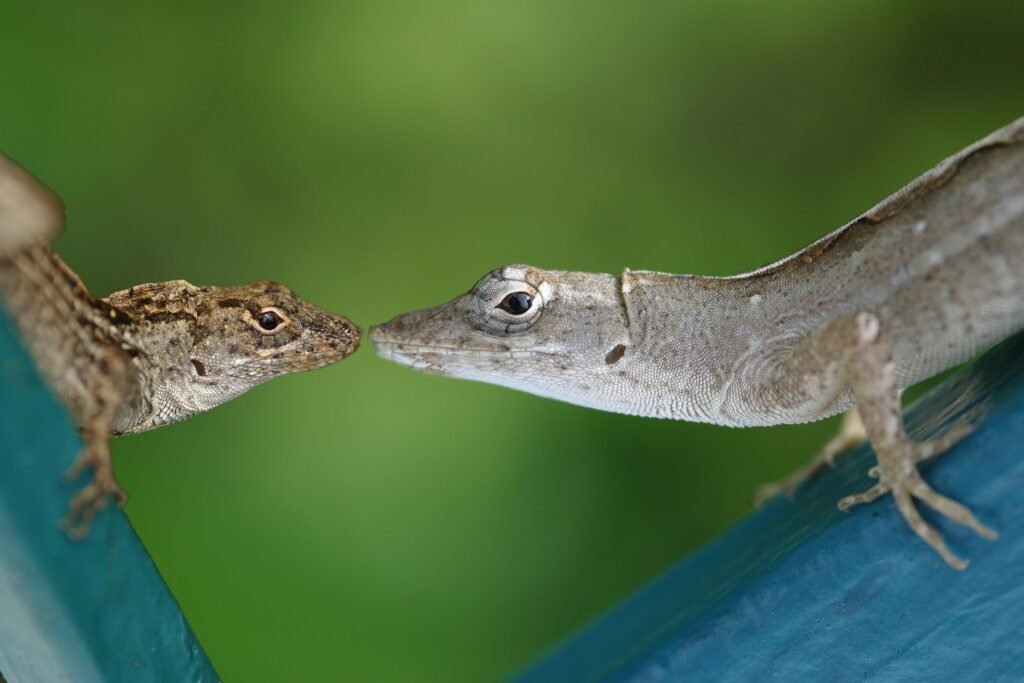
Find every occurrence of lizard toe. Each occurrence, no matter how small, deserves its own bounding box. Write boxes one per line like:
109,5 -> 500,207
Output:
890,486 -> 968,570
906,476 -> 998,540
837,482 -> 888,510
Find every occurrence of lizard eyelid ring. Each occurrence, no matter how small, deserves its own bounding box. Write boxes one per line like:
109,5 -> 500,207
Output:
252,306 -> 289,334
475,277 -> 544,333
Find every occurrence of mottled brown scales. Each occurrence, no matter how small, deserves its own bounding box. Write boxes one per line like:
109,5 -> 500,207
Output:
0,153 -> 360,534
373,116 -> 1024,569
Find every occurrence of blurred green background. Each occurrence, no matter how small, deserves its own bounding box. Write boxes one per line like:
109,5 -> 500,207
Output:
2,1 -> 1023,680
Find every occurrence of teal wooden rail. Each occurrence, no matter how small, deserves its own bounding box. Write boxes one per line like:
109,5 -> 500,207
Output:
517,333 -> 1024,682
3,299 -> 1022,682
0,311 -> 219,682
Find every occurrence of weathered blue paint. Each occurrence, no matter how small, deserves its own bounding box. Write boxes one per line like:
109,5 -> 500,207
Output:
0,312 -> 219,683
517,334 -> 1024,683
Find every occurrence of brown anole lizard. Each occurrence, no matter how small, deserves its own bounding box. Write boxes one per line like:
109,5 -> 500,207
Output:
0,153 -> 361,534
372,116 -> 1024,569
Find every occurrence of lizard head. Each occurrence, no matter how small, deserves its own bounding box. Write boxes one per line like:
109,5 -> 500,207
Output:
189,280 -> 362,380
371,265 -> 629,407
105,279 -> 360,423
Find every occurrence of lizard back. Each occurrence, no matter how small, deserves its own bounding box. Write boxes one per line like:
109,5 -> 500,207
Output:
371,116 -> 1024,428
623,117 -> 1024,423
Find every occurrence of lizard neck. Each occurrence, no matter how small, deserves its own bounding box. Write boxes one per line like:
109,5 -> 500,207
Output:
614,270 -> 800,425
104,282 -> 253,433
121,340 -> 258,434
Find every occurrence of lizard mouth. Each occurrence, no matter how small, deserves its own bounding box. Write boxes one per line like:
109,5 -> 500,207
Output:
370,325 -> 554,374
369,333 -> 456,375
370,325 -> 549,356
274,345 -> 359,371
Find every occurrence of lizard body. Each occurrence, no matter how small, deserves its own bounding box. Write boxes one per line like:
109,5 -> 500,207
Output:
372,116 -> 1024,568
0,153 -> 361,532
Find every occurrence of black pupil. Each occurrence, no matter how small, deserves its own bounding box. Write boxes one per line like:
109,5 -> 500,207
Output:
500,292 -> 533,315
256,311 -> 282,330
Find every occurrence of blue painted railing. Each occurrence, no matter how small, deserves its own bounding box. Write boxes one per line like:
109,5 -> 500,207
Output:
3,300 -> 1022,682
0,312 -> 219,683
517,334 -> 1024,682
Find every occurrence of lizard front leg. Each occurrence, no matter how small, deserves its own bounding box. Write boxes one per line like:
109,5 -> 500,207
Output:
834,312 -> 996,569
62,348 -> 133,538
758,311 -> 997,569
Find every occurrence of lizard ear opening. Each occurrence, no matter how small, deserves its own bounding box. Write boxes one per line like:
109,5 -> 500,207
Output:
605,344 -> 626,365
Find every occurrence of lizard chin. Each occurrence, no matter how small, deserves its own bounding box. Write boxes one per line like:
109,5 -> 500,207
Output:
371,324 -> 565,383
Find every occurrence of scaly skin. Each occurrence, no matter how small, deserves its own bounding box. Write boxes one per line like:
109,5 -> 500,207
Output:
0,153 -> 361,534
372,116 -> 1024,568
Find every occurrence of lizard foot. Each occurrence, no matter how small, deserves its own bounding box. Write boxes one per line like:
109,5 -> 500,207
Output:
62,442 -> 128,539
837,425 -> 995,570
753,409 -> 866,506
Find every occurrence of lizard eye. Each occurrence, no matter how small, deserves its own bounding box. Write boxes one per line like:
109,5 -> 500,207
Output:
498,292 -> 533,315
475,271 -> 545,334
253,307 -> 288,334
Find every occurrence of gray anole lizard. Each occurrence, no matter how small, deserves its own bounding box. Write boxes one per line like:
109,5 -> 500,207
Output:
0,153 -> 361,534
372,116 -> 1024,569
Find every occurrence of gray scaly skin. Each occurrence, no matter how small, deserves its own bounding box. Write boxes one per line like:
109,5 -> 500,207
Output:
0,153 -> 361,534
373,116 -> 1024,569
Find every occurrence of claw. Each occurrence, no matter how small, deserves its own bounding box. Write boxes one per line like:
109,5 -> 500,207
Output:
891,487 -> 968,570
63,478 -> 128,538
63,447 -> 99,482
909,479 -> 997,540
914,423 -> 974,463
838,483 -> 887,509
61,438 -> 127,538
837,425 -> 994,570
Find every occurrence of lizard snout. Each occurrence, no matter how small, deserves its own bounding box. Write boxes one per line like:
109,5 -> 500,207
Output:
321,314 -> 362,360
